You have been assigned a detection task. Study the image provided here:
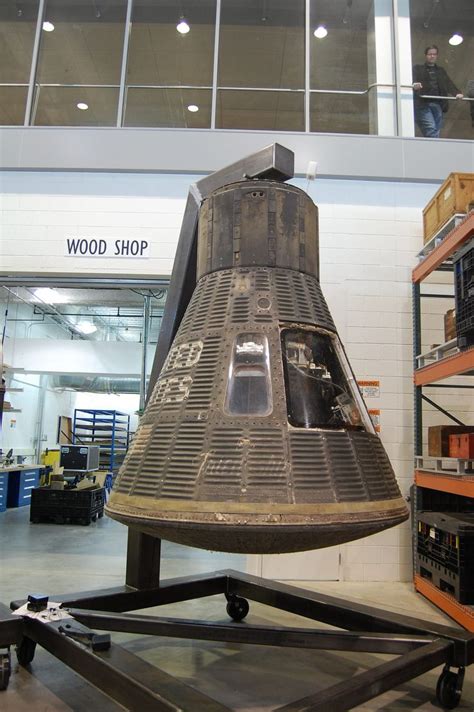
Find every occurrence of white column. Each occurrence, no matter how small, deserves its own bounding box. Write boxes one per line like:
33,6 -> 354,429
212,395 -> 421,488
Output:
367,0 -> 397,136
395,0 -> 416,136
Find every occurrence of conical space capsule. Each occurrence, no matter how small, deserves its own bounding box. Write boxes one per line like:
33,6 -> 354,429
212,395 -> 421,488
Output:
106,179 -> 408,553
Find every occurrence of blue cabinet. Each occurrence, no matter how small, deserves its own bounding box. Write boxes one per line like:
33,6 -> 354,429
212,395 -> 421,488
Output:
0,473 -> 8,512
6,468 -> 41,508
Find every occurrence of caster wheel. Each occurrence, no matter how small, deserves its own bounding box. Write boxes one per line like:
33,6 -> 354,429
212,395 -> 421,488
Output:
0,653 -> 11,691
16,637 -> 37,667
226,596 -> 249,622
436,669 -> 462,709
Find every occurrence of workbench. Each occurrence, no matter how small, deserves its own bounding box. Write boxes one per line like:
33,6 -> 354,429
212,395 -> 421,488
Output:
0,466 -> 42,511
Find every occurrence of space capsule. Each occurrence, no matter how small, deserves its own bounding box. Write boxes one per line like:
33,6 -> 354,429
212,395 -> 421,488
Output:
106,179 -> 408,553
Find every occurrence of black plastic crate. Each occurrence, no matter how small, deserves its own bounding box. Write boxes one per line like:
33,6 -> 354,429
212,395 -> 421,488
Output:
453,237 -> 474,350
416,487 -> 474,513
416,511 -> 474,604
30,486 -> 105,526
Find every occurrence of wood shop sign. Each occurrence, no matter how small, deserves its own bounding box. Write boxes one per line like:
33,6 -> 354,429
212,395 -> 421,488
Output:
65,237 -> 150,258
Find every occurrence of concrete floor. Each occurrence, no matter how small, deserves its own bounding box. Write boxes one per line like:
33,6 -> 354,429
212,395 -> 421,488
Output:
0,507 -> 473,711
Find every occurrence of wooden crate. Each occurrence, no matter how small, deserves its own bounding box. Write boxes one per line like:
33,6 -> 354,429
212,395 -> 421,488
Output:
428,425 -> 474,457
449,433 -> 474,459
444,308 -> 456,342
423,173 -> 474,244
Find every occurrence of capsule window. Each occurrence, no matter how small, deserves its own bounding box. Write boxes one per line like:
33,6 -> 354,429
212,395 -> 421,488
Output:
281,328 -> 372,431
224,333 -> 272,416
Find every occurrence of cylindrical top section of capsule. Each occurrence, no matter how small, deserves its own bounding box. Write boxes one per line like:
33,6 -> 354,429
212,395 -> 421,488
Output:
197,180 -> 319,280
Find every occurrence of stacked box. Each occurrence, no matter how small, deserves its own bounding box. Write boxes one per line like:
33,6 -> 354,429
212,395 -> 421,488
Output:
428,425 -> 474,457
417,511 -> 474,604
423,173 -> 474,244
444,308 -> 456,342
449,433 -> 474,459
453,238 -> 474,350
30,486 -> 105,525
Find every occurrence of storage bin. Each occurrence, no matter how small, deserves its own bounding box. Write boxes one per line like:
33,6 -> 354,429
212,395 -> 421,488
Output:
417,511 -> 474,604
453,237 -> 474,350
30,486 -> 105,525
423,173 -> 474,244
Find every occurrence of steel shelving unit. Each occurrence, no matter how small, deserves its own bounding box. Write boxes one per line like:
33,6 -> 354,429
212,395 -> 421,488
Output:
72,409 -> 130,475
413,213 -> 474,630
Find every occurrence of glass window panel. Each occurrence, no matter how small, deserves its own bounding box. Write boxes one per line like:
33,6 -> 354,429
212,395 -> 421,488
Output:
219,0 -> 304,89
224,333 -> 272,417
0,87 -> 29,125
124,88 -> 211,128
34,87 -> 119,126
127,1 -> 216,87
0,0 -> 39,125
409,0 -> 474,140
310,0 -> 372,92
310,92 -> 370,134
217,90 -> 304,131
33,0 -> 126,126
281,328 -> 371,431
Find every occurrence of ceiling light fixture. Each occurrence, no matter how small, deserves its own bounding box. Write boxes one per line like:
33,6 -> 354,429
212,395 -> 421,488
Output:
33,287 -> 67,304
77,102 -> 89,110
448,33 -> 463,46
187,104 -> 199,112
76,321 -> 97,335
314,25 -> 328,39
42,21 -> 55,31
176,17 -> 190,34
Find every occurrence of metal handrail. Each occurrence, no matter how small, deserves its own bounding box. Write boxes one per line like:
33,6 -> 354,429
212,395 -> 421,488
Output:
3,81 -> 472,98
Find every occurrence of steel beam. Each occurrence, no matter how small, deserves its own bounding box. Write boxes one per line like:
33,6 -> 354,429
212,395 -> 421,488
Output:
68,609 -> 432,655
61,571 -> 228,612
275,639 -> 452,711
22,617 -> 230,712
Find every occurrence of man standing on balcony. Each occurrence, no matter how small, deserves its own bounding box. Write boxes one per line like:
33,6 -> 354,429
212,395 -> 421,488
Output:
413,45 -> 463,138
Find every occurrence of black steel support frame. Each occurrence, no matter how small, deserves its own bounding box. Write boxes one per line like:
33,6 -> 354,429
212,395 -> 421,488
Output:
2,568 -> 474,711
1,145 -> 474,709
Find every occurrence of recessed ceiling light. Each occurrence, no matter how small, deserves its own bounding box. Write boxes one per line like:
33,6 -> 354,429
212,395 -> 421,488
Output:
77,102 -> 89,111
176,18 -> 190,34
33,287 -> 67,304
314,25 -> 328,39
448,33 -> 463,46
43,21 -> 55,32
187,104 -> 199,113
76,321 -> 97,335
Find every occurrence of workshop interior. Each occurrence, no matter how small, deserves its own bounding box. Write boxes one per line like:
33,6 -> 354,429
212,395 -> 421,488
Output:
0,0 -> 474,709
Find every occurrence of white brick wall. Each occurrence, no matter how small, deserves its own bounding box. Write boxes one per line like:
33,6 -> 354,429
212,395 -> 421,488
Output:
2,170 -> 468,583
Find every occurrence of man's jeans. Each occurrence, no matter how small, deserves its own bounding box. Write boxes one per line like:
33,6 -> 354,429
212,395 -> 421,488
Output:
415,101 -> 443,138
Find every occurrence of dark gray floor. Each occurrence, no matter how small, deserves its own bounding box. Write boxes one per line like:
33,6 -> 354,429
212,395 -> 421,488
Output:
1,506 -> 473,710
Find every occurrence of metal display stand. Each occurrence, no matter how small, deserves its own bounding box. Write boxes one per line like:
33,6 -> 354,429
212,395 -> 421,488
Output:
1,145 -> 473,710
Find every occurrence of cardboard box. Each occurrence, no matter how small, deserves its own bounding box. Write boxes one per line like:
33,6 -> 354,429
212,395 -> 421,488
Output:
444,308 -> 456,342
428,425 -> 474,457
50,475 -> 65,491
423,173 -> 474,244
449,433 -> 474,459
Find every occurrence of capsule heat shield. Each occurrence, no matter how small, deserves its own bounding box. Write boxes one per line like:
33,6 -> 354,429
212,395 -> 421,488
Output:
106,181 -> 408,553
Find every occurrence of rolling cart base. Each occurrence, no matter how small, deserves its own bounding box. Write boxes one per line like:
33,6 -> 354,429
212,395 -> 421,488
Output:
1,569 -> 474,710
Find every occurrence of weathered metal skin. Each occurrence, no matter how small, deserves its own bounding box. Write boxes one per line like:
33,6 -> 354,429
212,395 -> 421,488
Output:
106,181 -> 408,553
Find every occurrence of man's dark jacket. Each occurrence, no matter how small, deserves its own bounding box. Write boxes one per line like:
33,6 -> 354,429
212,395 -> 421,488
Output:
413,63 -> 461,113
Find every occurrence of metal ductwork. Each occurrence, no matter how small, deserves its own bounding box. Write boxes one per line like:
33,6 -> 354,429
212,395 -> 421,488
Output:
50,375 -> 141,394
